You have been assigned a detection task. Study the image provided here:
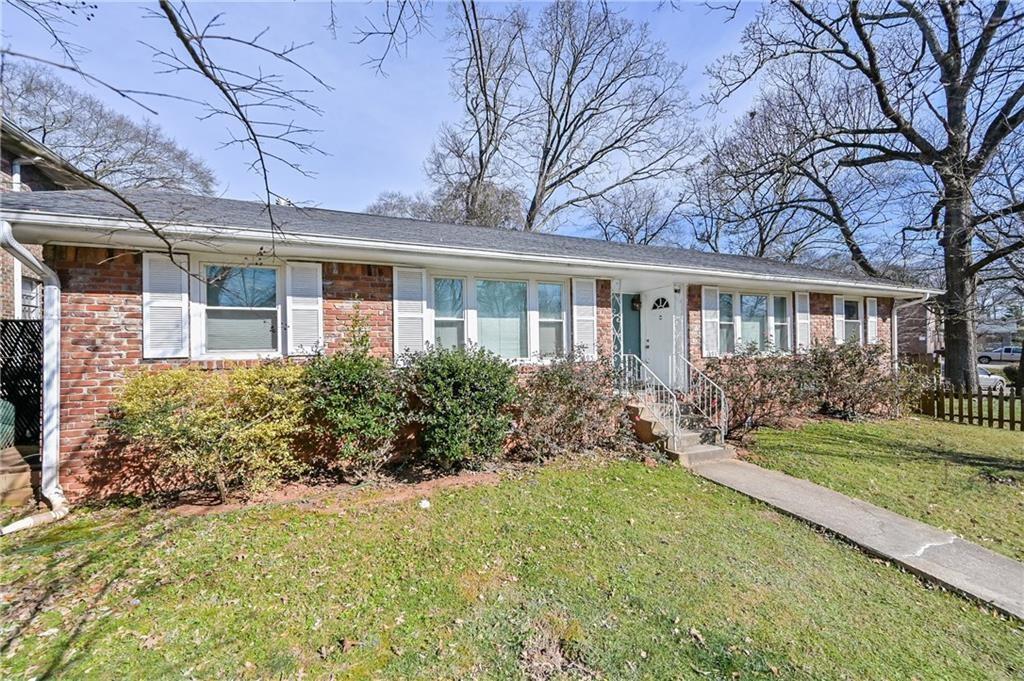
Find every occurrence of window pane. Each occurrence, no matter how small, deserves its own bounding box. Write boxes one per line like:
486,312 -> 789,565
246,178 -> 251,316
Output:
845,320 -> 861,344
433,278 -> 463,319
773,296 -> 788,322
844,300 -> 860,321
434,320 -> 465,349
207,309 -> 277,351
719,293 -> 733,320
719,323 -> 735,355
206,266 -> 277,307
740,295 -> 768,351
21,277 -> 41,320
539,320 -> 564,357
774,324 -> 790,351
476,280 -> 528,359
538,283 -> 564,320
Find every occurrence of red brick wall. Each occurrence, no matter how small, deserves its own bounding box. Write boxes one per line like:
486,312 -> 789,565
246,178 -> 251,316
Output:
686,285 -> 704,368
322,262 -> 393,358
47,246 -> 394,499
596,279 -> 613,358
809,292 -> 835,345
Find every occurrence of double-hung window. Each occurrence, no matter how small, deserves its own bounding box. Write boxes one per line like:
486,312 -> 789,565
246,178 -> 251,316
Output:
433,277 -> 466,349
204,265 -> 280,353
844,298 -> 863,344
772,295 -> 791,351
718,293 -> 735,355
739,294 -> 769,351
538,282 -> 566,357
476,279 -> 529,359
20,277 -> 42,320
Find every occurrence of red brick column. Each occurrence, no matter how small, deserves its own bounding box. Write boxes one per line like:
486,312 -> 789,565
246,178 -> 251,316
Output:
322,263 -> 393,359
596,279 -> 613,358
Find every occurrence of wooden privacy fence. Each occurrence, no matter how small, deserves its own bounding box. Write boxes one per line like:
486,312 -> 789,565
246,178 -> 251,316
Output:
918,384 -> 1022,431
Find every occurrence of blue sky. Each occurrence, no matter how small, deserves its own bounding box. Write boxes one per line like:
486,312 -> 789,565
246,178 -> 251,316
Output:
3,1 -> 758,217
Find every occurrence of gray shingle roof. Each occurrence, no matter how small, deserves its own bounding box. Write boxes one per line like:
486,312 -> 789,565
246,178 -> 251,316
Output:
2,188 -> 914,289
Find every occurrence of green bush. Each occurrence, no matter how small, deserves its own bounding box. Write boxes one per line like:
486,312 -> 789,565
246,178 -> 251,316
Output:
516,353 -> 627,460
304,312 -> 399,475
108,362 -> 307,502
399,346 -> 519,470
1005,365 -> 1020,387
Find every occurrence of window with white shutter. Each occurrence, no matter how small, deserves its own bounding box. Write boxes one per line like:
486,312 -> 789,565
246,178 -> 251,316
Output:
286,262 -> 323,355
795,292 -> 811,352
143,252 -> 190,358
571,278 -> 598,359
866,297 -> 879,344
394,267 -> 427,359
701,286 -> 720,358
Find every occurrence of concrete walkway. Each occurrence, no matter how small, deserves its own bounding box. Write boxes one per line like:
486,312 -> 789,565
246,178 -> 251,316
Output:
692,459 -> 1024,620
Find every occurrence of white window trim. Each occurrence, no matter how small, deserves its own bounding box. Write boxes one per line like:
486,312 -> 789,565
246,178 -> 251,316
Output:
190,255 -> 285,360
429,275 -> 468,350
841,295 -> 865,346
425,271 -> 571,364
715,289 -> 794,356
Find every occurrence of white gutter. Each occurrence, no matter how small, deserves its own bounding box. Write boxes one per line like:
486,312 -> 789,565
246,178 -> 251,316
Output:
0,220 -> 68,535
892,292 -> 934,372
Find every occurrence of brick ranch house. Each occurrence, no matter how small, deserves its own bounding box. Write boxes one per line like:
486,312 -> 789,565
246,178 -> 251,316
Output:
0,189 -> 937,506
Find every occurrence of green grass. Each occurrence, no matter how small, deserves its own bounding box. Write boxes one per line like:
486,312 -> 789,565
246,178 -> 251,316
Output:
748,418 -> 1024,561
2,459 -> 1021,680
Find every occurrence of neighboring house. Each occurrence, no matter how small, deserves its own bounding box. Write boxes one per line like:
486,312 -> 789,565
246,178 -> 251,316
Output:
0,189 -> 937,502
1,116 -> 91,319
896,300 -> 944,359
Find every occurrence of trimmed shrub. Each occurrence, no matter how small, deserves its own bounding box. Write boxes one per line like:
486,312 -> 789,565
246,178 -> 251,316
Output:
516,354 -> 627,460
399,346 -> 518,470
705,345 -> 806,435
108,362 -> 306,502
304,312 -> 399,476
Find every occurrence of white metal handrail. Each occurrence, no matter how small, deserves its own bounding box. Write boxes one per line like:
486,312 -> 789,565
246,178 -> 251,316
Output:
616,353 -> 680,446
672,355 -> 729,443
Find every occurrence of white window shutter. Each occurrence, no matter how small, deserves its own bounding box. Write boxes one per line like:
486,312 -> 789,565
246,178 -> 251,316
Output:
833,295 -> 845,344
394,267 -> 427,359
795,292 -> 811,352
286,262 -> 323,355
571,278 -> 598,359
701,286 -> 720,358
866,297 -> 879,344
143,252 -> 190,358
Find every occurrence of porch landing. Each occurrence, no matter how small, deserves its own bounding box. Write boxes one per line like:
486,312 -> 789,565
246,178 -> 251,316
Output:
692,459 -> 1024,621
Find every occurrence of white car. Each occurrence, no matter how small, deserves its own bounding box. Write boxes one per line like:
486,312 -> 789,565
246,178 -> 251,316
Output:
977,367 -> 1007,392
977,346 -> 1021,364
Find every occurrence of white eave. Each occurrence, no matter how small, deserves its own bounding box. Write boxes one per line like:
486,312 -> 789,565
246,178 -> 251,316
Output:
1,208 -> 942,298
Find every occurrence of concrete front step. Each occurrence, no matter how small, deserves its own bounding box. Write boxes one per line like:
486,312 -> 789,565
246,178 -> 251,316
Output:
669,443 -> 735,467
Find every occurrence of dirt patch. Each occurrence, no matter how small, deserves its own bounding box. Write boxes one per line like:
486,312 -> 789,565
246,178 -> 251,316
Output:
167,469 -> 504,517
520,614 -> 594,680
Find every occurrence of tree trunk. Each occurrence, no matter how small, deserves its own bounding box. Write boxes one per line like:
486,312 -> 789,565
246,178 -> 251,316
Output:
939,179 -> 979,391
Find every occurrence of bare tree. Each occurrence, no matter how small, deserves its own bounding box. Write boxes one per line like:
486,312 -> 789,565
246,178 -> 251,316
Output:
3,62 -> 217,194
425,2 -> 527,228
431,1 -> 693,232
707,1 -> 1024,389
367,180 -> 524,229
2,0 -> 332,256
587,184 -> 682,245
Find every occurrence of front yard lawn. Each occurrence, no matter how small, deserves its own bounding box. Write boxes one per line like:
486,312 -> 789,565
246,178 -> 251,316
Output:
748,417 -> 1024,561
2,459 -> 1021,679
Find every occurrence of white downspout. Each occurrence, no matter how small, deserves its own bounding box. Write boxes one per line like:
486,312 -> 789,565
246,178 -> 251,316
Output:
0,220 -> 68,535
892,293 -> 933,373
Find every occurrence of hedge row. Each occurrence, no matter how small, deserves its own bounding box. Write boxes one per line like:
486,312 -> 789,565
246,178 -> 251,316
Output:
108,318 -> 628,502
